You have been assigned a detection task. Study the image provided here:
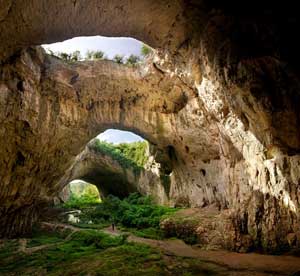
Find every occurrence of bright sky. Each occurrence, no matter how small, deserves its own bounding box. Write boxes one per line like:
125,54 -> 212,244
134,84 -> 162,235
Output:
42,35 -> 143,59
44,36 -> 145,144
98,129 -> 144,144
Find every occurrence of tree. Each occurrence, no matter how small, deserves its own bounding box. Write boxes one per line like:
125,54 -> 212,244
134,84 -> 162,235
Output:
58,52 -> 71,61
113,54 -> 124,64
126,54 -> 140,65
141,44 -> 152,57
85,50 -> 94,60
71,50 -> 81,62
93,50 -> 104,60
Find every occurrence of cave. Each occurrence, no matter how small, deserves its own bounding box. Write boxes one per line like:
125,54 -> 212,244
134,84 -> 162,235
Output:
64,180 -> 101,202
57,128 -> 173,204
1,1 -> 300,273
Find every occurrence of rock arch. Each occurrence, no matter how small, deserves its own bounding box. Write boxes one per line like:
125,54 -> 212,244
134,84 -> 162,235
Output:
59,139 -> 170,203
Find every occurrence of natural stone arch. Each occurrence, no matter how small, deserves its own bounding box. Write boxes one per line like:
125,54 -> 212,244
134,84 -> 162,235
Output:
0,0 -> 188,62
58,139 -> 170,203
0,47 -> 218,237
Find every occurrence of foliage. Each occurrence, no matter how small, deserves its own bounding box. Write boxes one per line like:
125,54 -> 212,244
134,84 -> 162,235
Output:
93,50 -> 105,60
113,54 -> 124,64
0,229 -> 222,275
27,228 -> 69,248
54,51 -> 82,62
85,50 -> 94,60
70,50 -> 81,61
0,230 -> 126,275
89,139 -> 148,173
126,54 -> 140,65
45,46 -> 152,65
83,50 -> 105,60
141,44 -> 152,57
70,181 -> 100,199
63,192 -> 100,209
77,193 -> 177,231
57,52 -> 71,61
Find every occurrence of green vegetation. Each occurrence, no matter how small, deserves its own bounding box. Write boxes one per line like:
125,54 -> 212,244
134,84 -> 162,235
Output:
0,230 -> 126,275
92,50 -> 105,60
0,228 -> 223,275
126,54 -> 140,65
62,193 -> 100,209
86,50 -> 105,60
63,193 -> 177,240
27,227 -> 71,248
113,54 -> 124,64
141,44 -> 152,57
89,139 -> 148,174
70,181 -> 100,199
55,51 -> 82,62
45,43 -> 151,65
63,182 -> 100,209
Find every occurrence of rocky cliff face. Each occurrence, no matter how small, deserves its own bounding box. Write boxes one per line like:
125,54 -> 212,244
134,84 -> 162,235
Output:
59,140 -> 170,204
0,0 -> 300,253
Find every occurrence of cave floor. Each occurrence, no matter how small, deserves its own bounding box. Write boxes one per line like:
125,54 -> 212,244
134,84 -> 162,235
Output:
0,221 -> 299,276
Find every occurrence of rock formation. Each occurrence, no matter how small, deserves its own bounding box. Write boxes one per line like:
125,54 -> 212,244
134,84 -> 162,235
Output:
0,0 -> 300,253
59,140 -> 170,204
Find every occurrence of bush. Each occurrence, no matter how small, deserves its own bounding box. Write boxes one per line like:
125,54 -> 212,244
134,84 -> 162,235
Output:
72,230 -> 126,249
63,192 -> 100,209
126,54 -> 140,65
141,44 -> 152,57
113,54 -> 124,64
93,50 -> 105,60
88,193 -> 177,230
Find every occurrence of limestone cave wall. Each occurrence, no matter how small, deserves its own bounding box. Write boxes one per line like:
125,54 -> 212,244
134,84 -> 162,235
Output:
0,0 -> 300,253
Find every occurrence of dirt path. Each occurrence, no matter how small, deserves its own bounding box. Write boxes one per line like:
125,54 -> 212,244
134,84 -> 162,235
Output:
18,222 -> 300,275
102,226 -> 300,276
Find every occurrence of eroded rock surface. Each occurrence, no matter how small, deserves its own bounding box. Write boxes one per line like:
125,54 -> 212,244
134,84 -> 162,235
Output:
59,140 -> 170,204
0,1 -> 300,253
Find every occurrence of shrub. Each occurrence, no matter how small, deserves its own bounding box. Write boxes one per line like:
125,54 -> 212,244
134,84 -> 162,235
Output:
85,50 -> 94,60
57,52 -> 71,61
113,54 -> 124,64
126,54 -> 140,65
70,50 -> 81,61
93,50 -> 105,60
72,230 -> 126,249
86,193 -> 177,230
141,44 -> 152,57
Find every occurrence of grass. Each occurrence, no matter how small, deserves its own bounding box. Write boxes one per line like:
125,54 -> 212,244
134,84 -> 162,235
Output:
89,140 -> 148,174
27,228 -> 69,248
0,228 -> 225,276
0,230 -> 126,275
